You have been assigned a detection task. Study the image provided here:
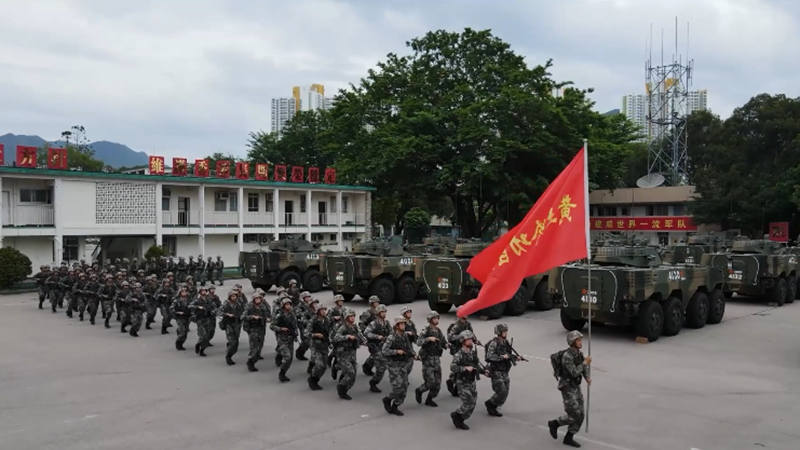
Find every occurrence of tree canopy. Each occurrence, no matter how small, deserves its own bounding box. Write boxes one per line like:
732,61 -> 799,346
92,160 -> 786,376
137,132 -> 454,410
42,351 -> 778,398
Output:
37,125 -> 105,172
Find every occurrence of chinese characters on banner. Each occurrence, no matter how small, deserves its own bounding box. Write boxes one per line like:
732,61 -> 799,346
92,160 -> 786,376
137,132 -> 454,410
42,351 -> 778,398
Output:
216,160 -> 231,178
274,165 -> 287,182
16,145 -> 38,168
172,158 -> 188,176
47,148 -> 68,169
324,168 -> 336,184
255,163 -> 269,180
235,162 -> 250,180
194,159 -> 209,177
291,166 -> 304,183
148,156 -> 165,175
589,216 -> 697,231
307,167 -> 320,183
769,222 -> 789,242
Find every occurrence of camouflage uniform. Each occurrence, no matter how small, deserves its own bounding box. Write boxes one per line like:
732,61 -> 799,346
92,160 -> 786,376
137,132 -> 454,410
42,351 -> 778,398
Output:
62,270 -> 78,317
327,295 -> 346,379
381,316 -> 414,415
332,309 -> 364,400
271,299 -> 299,382
242,294 -> 271,371
115,282 -> 132,332
484,324 -> 519,416
152,280 -> 176,334
206,284 -> 220,346
189,288 -> 217,356
195,255 -> 206,285
170,290 -> 192,351
400,306 -> 418,376
359,296 -> 381,375
415,311 -> 447,407
295,291 -> 313,361
286,280 -> 300,304
305,303 -> 331,390
549,330 -> 591,448
365,305 -> 391,393
218,291 -> 245,365
124,284 -> 147,337
34,266 -> 50,309
450,330 -> 485,430
83,274 -> 101,325
176,257 -> 188,283
213,256 -> 224,285
204,257 -> 215,285
446,317 -> 476,396
98,277 -> 118,328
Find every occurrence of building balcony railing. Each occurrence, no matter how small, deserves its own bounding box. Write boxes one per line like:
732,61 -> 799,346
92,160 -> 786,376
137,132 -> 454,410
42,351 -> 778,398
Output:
157,210 -> 367,228
205,211 -> 239,227
3,206 -> 55,227
244,212 -> 275,227
162,211 -> 200,227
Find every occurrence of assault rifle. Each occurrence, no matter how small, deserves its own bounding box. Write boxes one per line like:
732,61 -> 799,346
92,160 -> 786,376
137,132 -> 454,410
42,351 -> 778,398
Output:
509,338 -> 529,365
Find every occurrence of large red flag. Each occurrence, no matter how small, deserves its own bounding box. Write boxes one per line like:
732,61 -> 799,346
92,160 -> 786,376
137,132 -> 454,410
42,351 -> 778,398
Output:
457,146 -> 590,317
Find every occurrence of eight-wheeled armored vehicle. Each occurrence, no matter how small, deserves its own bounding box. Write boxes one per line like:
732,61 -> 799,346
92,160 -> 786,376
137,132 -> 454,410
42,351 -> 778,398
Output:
240,238 -> 330,292
722,237 -> 800,305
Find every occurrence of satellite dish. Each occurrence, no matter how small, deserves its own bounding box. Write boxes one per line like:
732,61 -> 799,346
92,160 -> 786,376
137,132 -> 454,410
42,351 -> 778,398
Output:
636,173 -> 665,189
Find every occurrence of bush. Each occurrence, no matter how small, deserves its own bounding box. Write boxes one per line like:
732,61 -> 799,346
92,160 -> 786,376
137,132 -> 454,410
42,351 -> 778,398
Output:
0,247 -> 32,289
144,244 -> 169,260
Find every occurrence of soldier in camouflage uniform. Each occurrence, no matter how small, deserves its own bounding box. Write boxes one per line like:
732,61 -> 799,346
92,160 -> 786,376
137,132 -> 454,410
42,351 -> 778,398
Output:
152,278 -> 176,334
242,291 -> 270,372
446,315 -> 479,396
176,256 -> 188,283
34,265 -> 50,309
306,302 -> 331,390
116,281 -> 132,332
62,268 -> 77,317
364,304 -> 391,393
204,256 -> 215,285
213,256 -> 224,285
206,285 -> 221,347
124,283 -> 147,337
484,323 -> 523,417
286,279 -> 300,304
271,298 -> 299,382
400,306 -> 418,376
170,286 -> 192,351
327,294 -> 346,378
450,330 -> 487,431
218,290 -> 245,366
187,256 -> 196,281
381,315 -> 415,416
295,291 -> 313,361
98,275 -> 118,328
360,296 -> 382,375
142,276 -> 158,329
196,254 -> 206,286
190,286 -> 217,356
548,330 -> 592,448
333,308 -> 364,400
71,273 -> 90,322
84,274 -> 101,325
414,311 -> 447,407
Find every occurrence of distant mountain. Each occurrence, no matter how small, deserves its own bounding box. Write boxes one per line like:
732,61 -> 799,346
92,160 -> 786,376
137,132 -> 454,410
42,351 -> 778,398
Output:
603,109 -> 621,116
0,133 -> 149,168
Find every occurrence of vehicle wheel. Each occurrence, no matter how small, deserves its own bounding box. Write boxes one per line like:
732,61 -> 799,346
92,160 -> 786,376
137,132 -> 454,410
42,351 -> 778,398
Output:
278,271 -> 300,289
532,281 -> 554,311
480,302 -> 505,320
723,291 -> 734,299
634,300 -> 663,342
370,278 -> 395,305
785,276 -> 796,304
707,289 -> 726,324
685,291 -> 709,329
560,309 -> 586,332
795,277 -> 800,300
504,285 -> 528,316
767,278 -> 786,306
428,300 -> 452,314
394,276 -> 418,304
302,269 -> 323,293
338,292 -> 355,302
661,297 -> 683,336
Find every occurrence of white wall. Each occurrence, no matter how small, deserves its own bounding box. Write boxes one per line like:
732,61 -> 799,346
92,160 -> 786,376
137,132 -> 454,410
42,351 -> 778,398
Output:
4,236 -> 54,268
60,180 -> 96,228
1,177 -> 55,226
162,185 -> 201,212
202,234 -> 238,268
176,235 -> 200,256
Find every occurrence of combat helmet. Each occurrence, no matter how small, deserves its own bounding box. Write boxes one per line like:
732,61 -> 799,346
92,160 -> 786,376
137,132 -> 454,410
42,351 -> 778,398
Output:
368,295 -> 380,304
393,316 -> 407,326
333,294 -> 344,303
375,304 -> 387,313
459,330 -> 475,342
345,308 -> 356,318
280,298 -> 293,307
494,323 -> 509,335
426,311 -> 439,321
567,330 -> 583,346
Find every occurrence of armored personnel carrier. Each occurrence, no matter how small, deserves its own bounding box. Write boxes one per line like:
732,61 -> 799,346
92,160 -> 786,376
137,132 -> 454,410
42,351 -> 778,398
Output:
553,244 -> 727,342
723,237 -> 800,305
422,241 -> 552,320
240,238 -> 329,293
325,240 -> 422,305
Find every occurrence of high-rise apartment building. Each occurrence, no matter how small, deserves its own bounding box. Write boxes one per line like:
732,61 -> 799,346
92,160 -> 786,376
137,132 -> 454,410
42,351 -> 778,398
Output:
270,97 -> 296,135
271,84 -> 336,134
621,88 -> 708,142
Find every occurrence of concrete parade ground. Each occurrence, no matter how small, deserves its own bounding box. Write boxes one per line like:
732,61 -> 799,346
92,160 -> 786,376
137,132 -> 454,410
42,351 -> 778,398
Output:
1,279 -> 798,450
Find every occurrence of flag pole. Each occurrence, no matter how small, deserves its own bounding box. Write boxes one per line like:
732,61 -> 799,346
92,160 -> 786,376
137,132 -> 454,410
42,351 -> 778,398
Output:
583,138 -> 591,433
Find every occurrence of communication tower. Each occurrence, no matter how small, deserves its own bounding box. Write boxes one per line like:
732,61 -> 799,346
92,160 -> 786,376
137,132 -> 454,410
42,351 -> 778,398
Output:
645,18 -> 693,186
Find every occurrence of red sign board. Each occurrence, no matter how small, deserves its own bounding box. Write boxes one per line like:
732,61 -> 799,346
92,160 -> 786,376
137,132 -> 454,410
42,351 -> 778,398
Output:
769,222 -> 789,242
590,216 -> 697,231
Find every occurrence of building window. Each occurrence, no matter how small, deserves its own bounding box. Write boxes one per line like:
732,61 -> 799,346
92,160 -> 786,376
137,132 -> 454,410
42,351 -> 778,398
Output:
619,206 -> 629,216
229,193 -> 238,212
673,204 -> 684,215
161,197 -> 170,211
601,206 -> 616,216
645,205 -> 669,216
330,234 -> 336,241
243,234 -> 258,244
20,188 -> 52,204
214,192 -> 227,212
247,193 -> 259,212
342,196 -> 349,213
265,193 -> 274,212
300,194 -> 307,213
657,232 -> 669,246
330,196 -> 337,213
162,236 -> 177,256
62,237 -> 79,262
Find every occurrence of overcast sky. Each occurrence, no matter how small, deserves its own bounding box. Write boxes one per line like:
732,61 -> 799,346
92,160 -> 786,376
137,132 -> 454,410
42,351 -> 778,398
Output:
1,0 -> 797,159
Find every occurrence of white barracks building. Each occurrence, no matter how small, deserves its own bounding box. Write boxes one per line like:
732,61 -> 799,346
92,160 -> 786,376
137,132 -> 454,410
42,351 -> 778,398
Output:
0,166 -> 374,270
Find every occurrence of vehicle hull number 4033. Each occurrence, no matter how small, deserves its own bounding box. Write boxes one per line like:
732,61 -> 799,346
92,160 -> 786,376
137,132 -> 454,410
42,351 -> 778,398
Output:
580,290 -> 598,304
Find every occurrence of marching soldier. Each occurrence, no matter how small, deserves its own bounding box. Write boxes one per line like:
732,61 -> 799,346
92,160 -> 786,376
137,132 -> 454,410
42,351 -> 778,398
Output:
62,269 -> 77,318
130,258 -> 140,273
196,254 -> 206,285
214,256 -> 224,285
152,279 -> 176,334
450,330 -> 487,430
34,265 -> 50,309
446,314 -> 479,396
484,323 -> 524,417
170,286 -> 192,351
98,275 -> 117,328
333,308 -> 365,400
115,281 -> 132,332
142,276 -> 158,329
295,291 -> 313,361
327,294 -> 346,379
205,256 -> 215,285
415,311 -> 447,407
360,296 -> 382,375
364,304 -> 391,393
271,298 -> 299,382
218,290 -> 245,366
242,291 -> 270,372
206,284 -> 221,347
71,272 -> 89,322
189,286 -> 217,357
187,256 -> 196,281
381,315 -> 416,416
306,302 -> 331,390
548,330 -> 591,448
400,306 -> 418,375
286,279 -> 300,304
124,283 -> 147,337
84,273 -> 101,325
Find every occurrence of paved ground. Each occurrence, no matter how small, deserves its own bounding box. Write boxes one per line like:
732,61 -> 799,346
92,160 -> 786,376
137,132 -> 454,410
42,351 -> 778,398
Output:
1,280 -> 799,450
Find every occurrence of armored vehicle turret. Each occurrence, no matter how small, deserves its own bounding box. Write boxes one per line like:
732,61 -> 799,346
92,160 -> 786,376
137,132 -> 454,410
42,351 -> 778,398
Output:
592,245 -> 663,267
721,237 -> 800,305
240,237 -> 329,292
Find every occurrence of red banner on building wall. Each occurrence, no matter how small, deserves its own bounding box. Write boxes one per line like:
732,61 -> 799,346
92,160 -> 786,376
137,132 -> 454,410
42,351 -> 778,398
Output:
235,162 -> 250,180
291,166 -> 304,182
172,158 -> 188,176
255,163 -> 269,180
0,144 -> 4,165
274,165 -> 287,182
308,167 -> 320,183
47,148 -> 68,169
324,168 -> 336,184
16,145 -> 38,168
149,156 -> 165,175
769,222 -> 789,242
590,216 -> 697,231
194,159 -> 209,177
216,160 -> 231,178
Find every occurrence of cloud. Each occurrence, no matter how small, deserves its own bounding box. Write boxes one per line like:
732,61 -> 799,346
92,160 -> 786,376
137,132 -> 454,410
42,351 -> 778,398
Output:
0,0 -> 797,158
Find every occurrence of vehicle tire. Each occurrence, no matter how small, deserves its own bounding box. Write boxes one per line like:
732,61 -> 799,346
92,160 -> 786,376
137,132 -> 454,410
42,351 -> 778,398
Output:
252,282 -> 272,292
481,302 -> 505,320
707,289 -> 726,324
560,309 -> 586,332
795,277 -> 800,300
504,285 -> 528,316
723,291 -> 734,299
370,278 -> 395,305
661,297 -> 683,336
767,278 -> 786,306
532,281 -> 554,311
301,269 -> 323,293
785,276 -> 796,304
634,300 -> 663,342
428,299 -> 452,314
685,291 -> 709,329
278,271 -> 300,289
337,292 -> 355,302
394,276 -> 418,304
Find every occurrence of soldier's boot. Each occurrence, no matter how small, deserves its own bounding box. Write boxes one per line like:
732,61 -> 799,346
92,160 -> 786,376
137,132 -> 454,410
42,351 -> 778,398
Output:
382,396 -> 393,413
66,309 -> 73,318
485,400 -> 502,417
247,359 -> 258,372
120,324 -> 128,333
226,354 -> 235,366
331,364 -> 339,380
90,315 -> 96,325
308,376 -> 322,391
563,433 -> 581,448
257,354 -> 264,360
390,401 -> 404,416
278,370 -> 290,383
129,329 -> 139,337
51,304 -> 57,313
337,385 -> 352,400
548,420 -> 561,439
199,345 -> 208,357
306,362 -> 314,375
450,412 -> 469,430
38,299 -> 44,309
369,380 -> 381,393
116,313 -> 121,321
327,353 -> 334,367
296,347 -> 308,361
104,317 -> 111,328
195,343 -> 201,354
161,325 -> 169,335
425,394 -> 438,407
79,313 -> 84,322
415,388 -> 423,404
167,323 -> 173,328
362,362 -> 374,376
446,379 -> 458,396
145,321 -> 152,330
275,354 -> 282,367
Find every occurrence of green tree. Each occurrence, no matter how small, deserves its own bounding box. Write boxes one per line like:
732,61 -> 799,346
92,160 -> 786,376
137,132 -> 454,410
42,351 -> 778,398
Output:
144,244 -> 169,260
248,111 -> 335,168
36,125 -> 105,171
0,247 -> 33,289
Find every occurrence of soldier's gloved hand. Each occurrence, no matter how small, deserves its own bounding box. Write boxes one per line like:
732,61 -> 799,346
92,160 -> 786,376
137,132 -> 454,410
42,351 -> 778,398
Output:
502,354 -> 510,360
396,349 -> 405,355
465,366 -> 474,372
347,335 -> 356,340
427,336 -> 438,342
583,356 -> 592,365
